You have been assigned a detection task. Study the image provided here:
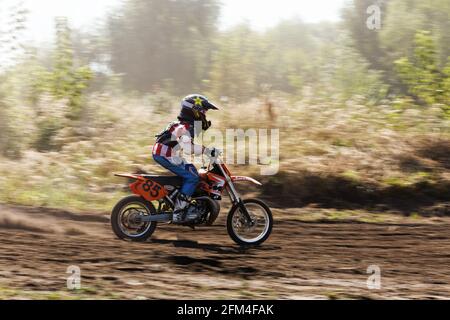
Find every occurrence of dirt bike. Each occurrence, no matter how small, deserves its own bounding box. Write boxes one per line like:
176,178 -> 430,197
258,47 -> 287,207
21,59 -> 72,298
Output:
111,152 -> 273,246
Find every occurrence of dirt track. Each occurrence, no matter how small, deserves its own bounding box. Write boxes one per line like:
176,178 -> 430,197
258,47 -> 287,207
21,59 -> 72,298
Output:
0,203 -> 449,299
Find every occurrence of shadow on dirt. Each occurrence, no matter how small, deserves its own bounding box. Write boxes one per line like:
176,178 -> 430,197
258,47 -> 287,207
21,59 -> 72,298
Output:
168,254 -> 260,277
150,239 -> 245,254
260,170 -> 450,215
170,255 -> 222,267
149,239 -> 282,277
150,239 -> 280,254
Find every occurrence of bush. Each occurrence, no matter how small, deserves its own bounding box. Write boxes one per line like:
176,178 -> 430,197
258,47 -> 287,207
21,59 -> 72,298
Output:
395,30 -> 450,110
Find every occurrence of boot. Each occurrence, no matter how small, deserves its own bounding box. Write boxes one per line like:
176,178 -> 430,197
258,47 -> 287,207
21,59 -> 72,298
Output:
172,193 -> 190,223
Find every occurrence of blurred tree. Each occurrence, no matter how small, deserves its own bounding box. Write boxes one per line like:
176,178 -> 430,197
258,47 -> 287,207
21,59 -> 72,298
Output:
71,25 -> 114,92
108,0 -> 220,94
330,35 -> 387,102
0,83 -> 10,155
443,59 -> 450,108
208,24 -> 261,101
0,0 -> 28,70
208,19 -> 338,100
51,17 -> 93,121
0,74 -> 26,158
261,19 -> 318,94
381,0 -> 450,67
344,0 -> 450,93
0,1 -> 29,158
19,18 -> 94,151
302,32 -> 387,103
342,0 -> 387,71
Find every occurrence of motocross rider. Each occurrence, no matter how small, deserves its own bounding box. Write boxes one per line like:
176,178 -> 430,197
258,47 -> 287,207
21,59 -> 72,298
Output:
152,94 -> 219,222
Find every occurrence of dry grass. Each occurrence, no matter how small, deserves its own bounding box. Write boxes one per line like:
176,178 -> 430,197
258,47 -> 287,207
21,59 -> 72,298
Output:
0,93 -> 449,215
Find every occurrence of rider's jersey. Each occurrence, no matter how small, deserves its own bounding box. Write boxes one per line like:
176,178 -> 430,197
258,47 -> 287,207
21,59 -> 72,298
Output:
152,121 -> 204,159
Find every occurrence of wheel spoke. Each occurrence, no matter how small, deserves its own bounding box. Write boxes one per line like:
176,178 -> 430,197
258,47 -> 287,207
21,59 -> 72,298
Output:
231,203 -> 270,243
118,203 -> 152,238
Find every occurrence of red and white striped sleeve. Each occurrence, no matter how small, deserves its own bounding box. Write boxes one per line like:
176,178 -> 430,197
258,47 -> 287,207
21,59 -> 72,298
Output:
175,123 -> 204,156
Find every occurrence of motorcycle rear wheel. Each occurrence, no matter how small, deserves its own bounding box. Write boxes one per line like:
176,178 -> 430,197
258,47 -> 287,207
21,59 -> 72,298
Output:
111,195 -> 157,241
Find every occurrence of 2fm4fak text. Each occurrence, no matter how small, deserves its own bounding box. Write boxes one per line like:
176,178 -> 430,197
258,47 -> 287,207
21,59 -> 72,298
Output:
178,304 -> 275,318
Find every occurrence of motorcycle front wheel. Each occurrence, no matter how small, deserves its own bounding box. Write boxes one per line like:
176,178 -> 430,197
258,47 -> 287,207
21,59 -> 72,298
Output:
227,199 -> 273,246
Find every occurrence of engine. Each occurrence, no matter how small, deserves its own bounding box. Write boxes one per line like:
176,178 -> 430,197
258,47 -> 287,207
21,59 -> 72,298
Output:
184,201 -> 209,223
184,197 -> 221,225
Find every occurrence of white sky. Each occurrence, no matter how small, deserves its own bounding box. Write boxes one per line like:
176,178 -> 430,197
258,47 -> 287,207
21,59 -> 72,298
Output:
1,0 -> 347,45
220,0 -> 347,30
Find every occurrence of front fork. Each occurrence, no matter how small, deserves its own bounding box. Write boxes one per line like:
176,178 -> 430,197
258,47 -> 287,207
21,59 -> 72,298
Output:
223,173 -> 254,225
236,199 -> 254,225
214,159 -> 253,224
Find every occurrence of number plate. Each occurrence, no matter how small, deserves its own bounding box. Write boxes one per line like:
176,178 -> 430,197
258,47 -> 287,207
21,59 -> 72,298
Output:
131,179 -> 167,201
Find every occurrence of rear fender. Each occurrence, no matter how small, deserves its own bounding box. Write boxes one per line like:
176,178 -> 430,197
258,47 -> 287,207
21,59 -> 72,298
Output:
114,173 -> 146,181
115,174 -> 167,201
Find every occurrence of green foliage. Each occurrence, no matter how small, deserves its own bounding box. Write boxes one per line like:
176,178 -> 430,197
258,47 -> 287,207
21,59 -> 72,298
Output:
322,34 -> 388,102
20,18 -> 94,151
50,18 -> 93,121
0,77 -> 26,158
0,89 -> 15,157
1,0 -> 449,161
381,0 -> 450,67
56,0 -> 448,103
207,19 -> 385,102
259,19 -> 319,94
33,117 -> 63,152
395,31 -> 450,110
208,24 -> 262,100
344,0 -> 450,92
442,58 -> 450,116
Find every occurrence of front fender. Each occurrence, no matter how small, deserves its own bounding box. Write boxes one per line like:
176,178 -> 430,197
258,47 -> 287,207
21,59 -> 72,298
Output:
231,176 -> 262,186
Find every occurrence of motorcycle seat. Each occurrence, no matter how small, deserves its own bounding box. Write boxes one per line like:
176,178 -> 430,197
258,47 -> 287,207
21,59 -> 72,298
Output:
139,175 -> 183,187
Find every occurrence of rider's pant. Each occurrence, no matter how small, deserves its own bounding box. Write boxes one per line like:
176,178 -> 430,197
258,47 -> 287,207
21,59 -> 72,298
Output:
152,154 -> 199,197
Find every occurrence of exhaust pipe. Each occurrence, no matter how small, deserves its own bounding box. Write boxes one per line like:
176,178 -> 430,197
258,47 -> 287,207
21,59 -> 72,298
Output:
140,214 -> 172,222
